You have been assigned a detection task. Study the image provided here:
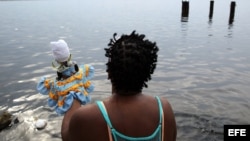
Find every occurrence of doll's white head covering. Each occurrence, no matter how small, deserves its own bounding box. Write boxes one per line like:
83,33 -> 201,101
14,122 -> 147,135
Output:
50,39 -> 70,62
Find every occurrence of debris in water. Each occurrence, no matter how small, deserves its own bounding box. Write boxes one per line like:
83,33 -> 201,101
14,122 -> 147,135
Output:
0,111 -> 12,131
34,119 -> 47,130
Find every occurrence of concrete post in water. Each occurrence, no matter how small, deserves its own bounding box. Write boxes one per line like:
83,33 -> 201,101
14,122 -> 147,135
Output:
209,0 -> 214,20
229,1 -> 236,24
181,0 -> 189,22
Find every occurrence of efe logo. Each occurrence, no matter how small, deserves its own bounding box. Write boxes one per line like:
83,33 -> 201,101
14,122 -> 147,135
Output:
224,125 -> 250,141
228,129 -> 246,136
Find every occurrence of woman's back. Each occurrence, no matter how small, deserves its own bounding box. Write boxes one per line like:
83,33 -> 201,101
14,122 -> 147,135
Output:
68,94 -> 176,141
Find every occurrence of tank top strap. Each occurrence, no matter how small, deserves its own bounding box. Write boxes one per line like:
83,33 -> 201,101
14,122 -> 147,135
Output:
96,97 -> 164,141
155,96 -> 163,124
96,101 -> 114,129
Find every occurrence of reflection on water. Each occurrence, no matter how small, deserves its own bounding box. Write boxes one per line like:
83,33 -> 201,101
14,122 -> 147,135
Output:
0,0 -> 250,141
181,17 -> 189,22
227,24 -> 234,38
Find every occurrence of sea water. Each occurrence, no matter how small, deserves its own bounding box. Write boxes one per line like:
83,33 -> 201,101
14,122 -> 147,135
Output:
0,0 -> 249,140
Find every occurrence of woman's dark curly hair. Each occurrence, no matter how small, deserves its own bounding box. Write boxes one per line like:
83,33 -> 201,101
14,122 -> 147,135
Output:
105,31 -> 159,94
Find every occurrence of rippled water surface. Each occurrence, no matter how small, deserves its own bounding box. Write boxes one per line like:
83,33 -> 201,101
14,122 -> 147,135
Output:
0,0 -> 250,140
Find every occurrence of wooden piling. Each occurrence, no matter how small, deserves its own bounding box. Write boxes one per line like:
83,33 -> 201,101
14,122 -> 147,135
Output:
209,0 -> 214,19
229,1 -> 236,24
181,0 -> 189,17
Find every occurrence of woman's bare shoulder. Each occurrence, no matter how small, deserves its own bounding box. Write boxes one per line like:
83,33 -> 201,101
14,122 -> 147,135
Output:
158,97 -> 174,112
70,103 -> 101,124
159,97 -> 177,141
68,103 -> 109,141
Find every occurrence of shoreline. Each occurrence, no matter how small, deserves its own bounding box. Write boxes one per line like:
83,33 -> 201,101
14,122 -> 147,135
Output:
0,106 -> 63,141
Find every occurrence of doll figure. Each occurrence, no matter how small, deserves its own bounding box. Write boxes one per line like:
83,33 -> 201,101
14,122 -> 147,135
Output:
37,39 -> 94,115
